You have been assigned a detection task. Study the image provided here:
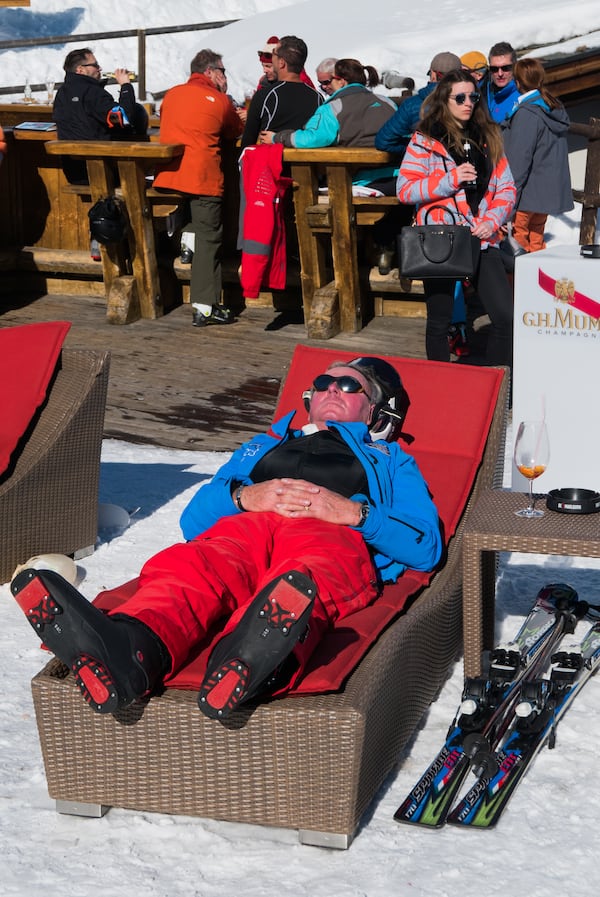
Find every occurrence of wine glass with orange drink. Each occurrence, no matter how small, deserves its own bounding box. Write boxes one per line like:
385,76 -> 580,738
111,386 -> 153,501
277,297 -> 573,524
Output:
513,420 -> 550,518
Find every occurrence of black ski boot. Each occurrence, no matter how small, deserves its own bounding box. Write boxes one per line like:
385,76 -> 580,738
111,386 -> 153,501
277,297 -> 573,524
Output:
198,570 -> 316,720
11,568 -> 167,714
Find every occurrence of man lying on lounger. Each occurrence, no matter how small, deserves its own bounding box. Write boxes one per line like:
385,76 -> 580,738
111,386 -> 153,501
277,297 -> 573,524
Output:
12,356 -> 441,721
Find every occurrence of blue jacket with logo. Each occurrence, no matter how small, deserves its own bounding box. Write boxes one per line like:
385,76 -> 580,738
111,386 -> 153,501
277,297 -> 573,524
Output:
180,412 -> 442,583
485,78 -> 520,123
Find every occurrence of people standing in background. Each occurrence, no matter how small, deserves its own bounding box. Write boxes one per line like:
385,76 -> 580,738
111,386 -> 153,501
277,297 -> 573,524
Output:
485,41 -> 520,123
242,36 -> 322,148
374,51 -> 462,274
460,51 -> 488,84
259,57 -> 400,272
260,58 -> 396,149
255,36 -> 280,91
501,57 -> 573,252
315,57 -> 338,96
255,35 -> 317,93
397,70 -> 516,366
154,50 -> 244,327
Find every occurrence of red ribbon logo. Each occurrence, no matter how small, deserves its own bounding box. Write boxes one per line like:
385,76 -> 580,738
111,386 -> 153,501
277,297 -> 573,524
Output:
538,269 -> 600,319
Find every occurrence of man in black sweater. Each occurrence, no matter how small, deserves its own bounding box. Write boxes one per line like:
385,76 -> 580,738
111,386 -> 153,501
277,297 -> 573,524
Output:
241,35 -> 321,149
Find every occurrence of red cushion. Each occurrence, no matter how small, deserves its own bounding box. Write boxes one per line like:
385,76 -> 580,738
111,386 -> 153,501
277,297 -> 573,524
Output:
0,321 -> 71,477
94,346 -> 503,695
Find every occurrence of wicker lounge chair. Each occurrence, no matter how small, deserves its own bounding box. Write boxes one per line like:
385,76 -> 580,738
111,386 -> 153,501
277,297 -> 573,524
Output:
0,335 -> 110,584
30,346 -> 508,848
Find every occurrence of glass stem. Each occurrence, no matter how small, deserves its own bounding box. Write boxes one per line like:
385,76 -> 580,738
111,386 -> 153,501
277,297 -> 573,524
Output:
528,479 -> 535,512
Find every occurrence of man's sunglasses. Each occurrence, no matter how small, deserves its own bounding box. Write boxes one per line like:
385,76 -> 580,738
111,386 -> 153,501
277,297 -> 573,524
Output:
312,374 -> 369,396
489,64 -> 513,73
319,78 -> 332,87
450,92 -> 480,105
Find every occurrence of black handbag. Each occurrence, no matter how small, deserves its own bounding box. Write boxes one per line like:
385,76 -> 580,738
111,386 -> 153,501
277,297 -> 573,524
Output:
398,205 -> 480,279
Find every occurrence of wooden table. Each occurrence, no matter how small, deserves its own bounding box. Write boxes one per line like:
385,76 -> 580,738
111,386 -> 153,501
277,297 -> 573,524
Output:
0,102 -> 54,128
283,147 -> 397,338
462,489 -> 600,677
45,139 -> 183,321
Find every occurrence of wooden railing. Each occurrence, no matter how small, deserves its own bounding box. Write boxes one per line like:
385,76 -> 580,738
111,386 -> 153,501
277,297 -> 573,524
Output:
0,20 -> 237,103
569,118 -> 600,245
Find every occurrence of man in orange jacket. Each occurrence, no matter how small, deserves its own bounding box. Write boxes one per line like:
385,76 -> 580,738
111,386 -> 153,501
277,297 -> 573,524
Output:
154,50 -> 244,326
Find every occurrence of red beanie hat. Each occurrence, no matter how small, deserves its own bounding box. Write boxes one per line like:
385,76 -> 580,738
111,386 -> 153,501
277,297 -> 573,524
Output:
258,36 -> 279,57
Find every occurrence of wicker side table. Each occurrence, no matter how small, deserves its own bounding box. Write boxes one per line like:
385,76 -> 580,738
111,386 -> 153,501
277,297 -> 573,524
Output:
462,489 -> 600,676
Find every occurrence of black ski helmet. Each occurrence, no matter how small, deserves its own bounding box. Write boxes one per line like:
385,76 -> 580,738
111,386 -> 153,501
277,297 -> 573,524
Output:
345,356 -> 408,441
88,196 -> 127,244
303,356 -> 408,442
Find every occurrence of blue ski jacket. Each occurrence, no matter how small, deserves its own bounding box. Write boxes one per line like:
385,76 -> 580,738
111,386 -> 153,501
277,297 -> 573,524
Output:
180,412 -> 442,583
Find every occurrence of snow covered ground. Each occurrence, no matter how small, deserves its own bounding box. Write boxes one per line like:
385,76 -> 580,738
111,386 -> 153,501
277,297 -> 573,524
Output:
2,2 -> 600,895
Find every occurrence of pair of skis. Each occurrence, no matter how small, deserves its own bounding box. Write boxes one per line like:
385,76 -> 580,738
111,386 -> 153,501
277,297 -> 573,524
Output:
394,583 -> 600,830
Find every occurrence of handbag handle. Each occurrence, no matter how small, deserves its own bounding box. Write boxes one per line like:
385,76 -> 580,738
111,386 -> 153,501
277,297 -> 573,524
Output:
422,204 -> 460,226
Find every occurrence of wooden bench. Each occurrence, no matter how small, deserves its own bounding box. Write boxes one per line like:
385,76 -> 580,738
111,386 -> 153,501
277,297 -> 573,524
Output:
44,139 -> 184,323
283,147 -> 423,338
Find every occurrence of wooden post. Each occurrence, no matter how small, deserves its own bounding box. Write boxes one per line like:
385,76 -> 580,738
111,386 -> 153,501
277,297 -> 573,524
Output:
117,157 -> 163,319
326,164 -> 362,333
573,117 -> 600,246
85,159 -> 125,293
137,30 -> 146,102
290,162 -> 328,326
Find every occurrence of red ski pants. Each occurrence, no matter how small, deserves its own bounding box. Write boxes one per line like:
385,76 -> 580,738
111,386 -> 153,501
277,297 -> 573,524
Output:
112,512 -> 379,675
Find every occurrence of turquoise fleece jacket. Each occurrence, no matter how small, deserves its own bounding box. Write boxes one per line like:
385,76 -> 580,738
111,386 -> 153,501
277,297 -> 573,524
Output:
180,412 -> 442,584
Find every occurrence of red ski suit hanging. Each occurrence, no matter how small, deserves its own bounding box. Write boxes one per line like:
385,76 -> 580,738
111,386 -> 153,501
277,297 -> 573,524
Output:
239,143 -> 293,299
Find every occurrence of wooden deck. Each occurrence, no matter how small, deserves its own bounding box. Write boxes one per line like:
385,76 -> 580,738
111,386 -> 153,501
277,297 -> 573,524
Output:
0,292 -> 427,452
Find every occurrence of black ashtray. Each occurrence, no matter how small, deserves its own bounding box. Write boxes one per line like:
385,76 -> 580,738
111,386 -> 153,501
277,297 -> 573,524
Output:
581,244 -> 600,259
546,488 -> 600,514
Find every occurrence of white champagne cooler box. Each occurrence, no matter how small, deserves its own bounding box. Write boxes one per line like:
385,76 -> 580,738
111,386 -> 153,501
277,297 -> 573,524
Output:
512,244 -> 600,494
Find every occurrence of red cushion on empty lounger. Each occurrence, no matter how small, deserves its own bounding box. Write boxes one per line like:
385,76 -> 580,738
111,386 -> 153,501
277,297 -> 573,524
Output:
0,321 -> 71,478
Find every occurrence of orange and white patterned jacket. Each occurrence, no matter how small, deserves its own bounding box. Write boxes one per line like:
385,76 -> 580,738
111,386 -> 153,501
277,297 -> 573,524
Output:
397,131 -> 516,248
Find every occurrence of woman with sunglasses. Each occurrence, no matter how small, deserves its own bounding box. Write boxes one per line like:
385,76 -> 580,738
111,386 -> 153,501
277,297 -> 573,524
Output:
397,69 -> 516,365
13,356 -> 441,722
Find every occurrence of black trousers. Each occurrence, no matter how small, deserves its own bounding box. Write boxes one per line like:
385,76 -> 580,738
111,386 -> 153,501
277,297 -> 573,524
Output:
423,247 -> 513,366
